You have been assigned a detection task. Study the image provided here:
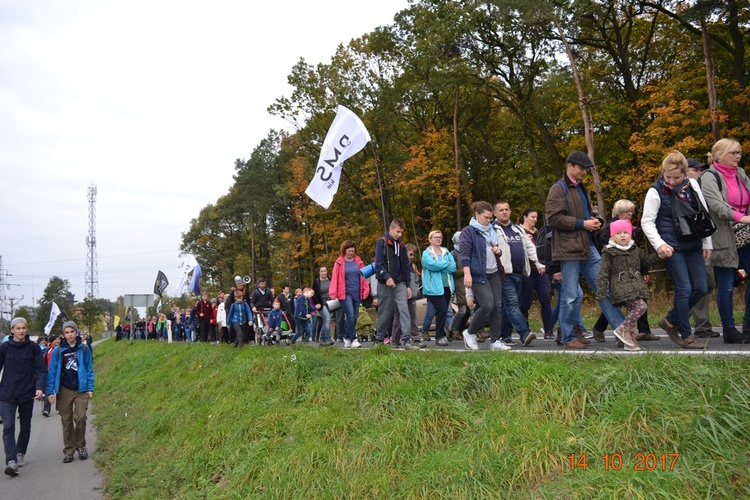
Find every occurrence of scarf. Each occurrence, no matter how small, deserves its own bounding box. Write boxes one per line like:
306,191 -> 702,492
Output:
606,239 -> 635,251
660,174 -> 692,204
469,217 -> 499,246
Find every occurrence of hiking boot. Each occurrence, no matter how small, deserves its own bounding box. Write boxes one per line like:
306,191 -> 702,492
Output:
638,331 -> 660,341
563,340 -> 587,349
659,318 -> 682,346
77,447 -> 88,460
4,460 -> 18,476
63,455 -> 75,463
613,326 -> 635,347
592,328 -> 605,342
462,330 -> 479,351
404,341 -> 419,351
694,329 -> 719,338
490,339 -> 511,351
573,325 -> 591,345
15,453 -> 24,467
421,332 -> 431,342
680,335 -> 705,349
477,329 -> 491,341
523,333 -> 536,346
722,326 -> 750,344
436,337 -> 449,347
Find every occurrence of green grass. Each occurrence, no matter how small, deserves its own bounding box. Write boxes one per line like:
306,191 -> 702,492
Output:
93,340 -> 750,499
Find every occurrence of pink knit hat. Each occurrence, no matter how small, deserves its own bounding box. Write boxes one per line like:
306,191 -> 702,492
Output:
610,219 -> 633,238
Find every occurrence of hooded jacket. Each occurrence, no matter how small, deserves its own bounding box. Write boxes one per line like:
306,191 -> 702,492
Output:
374,233 -> 411,285
45,338 -> 95,395
0,337 -> 46,402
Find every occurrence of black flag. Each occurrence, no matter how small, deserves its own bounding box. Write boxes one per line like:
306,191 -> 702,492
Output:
154,270 -> 169,297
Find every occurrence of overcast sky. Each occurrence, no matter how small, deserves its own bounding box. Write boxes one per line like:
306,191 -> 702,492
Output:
0,0 -> 408,314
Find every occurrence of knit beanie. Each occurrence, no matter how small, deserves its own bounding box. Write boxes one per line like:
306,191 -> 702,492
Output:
10,317 -> 27,328
62,320 -> 79,333
610,219 -> 633,238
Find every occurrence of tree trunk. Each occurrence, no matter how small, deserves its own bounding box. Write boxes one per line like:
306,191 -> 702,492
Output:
453,87 -> 462,230
701,19 -> 721,143
556,20 -> 606,216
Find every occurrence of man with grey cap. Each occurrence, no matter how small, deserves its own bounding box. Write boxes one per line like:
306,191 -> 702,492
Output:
0,317 -> 45,476
544,151 -> 625,349
46,321 -> 95,464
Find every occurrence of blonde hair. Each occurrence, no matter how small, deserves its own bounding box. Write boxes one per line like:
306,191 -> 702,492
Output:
707,138 -> 742,165
428,230 -> 443,240
661,151 -> 688,174
611,199 -> 635,219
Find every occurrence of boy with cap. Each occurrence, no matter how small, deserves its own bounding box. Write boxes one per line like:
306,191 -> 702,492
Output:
46,321 -> 95,463
0,317 -> 46,476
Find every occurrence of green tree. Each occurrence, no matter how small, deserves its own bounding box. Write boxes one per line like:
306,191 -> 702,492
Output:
78,297 -> 104,335
35,276 -> 74,335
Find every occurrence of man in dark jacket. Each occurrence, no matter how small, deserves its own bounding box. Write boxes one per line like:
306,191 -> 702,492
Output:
0,318 -> 45,476
544,151 -> 625,349
374,219 -> 419,350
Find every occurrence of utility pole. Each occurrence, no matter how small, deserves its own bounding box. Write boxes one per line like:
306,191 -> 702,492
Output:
85,184 -> 99,298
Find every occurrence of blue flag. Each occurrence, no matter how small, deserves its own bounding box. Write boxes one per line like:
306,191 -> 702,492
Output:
189,263 -> 202,296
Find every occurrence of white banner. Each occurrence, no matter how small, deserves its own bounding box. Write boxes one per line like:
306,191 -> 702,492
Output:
305,105 -> 371,209
44,302 -> 61,335
176,254 -> 198,296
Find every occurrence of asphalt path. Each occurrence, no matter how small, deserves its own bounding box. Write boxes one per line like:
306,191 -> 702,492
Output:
324,327 -> 750,355
1,342 -> 104,499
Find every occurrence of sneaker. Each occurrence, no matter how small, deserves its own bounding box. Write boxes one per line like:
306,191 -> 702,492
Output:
543,331 -> 553,341
681,335 -> 705,349
16,453 -> 24,467
501,337 -> 517,346
42,410 -> 50,417
523,333 -> 536,346
404,341 -> 419,351
383,337 -> 390,345
421,332 -> 431,342
344,339 -> 352,349
490,339 -> 511,351
638,332 -> 660,341
77,447 -> 88,460
415,340 -> 427,349
351,339 -> 361,349
462,330 -> 479,351
390,342 -> 402,348
624,343 -> 643,351
659,318 -> 682,345
563,340 -> 587,349
4,460 -> 18,476
436,337 -> 449,347
613,326 -> 635,347
63,455 -> 74,463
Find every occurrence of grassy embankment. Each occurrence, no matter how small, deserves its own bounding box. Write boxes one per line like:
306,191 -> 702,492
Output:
93,339 -> 750,499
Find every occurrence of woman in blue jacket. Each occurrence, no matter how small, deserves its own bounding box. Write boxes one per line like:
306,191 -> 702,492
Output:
421,230 -> 456,346
46,321 -> 95,463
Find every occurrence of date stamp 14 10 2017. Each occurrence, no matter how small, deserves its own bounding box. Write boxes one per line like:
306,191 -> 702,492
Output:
567,453 -> 680,471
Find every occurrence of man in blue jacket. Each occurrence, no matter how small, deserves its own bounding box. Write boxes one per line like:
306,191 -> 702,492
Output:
0,317 -> 45,476
46,321 -> 95,464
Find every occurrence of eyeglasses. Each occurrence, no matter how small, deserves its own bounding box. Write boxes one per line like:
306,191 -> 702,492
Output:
728,151 -> 743,156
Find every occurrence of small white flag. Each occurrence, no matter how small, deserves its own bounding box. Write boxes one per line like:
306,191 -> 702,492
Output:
305,105 -> 371,209
176,254 -> 198,296
44,302 -> 61,335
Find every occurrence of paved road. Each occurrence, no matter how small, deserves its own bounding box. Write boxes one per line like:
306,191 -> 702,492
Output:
325,327 -> 750,355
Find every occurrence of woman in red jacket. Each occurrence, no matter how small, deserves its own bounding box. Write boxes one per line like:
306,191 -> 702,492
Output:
329,240 -> 371,348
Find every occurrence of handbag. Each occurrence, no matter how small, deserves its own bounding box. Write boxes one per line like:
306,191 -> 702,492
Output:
732,222 -> 750,249
669,190 -> 717,241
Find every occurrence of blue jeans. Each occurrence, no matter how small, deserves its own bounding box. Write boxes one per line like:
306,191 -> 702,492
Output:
664,249 -> 708,338
426,288 -> 452,340
714,244 -> 750,327
559,245 -> 624,344
551,281 -> 584,329
291,318 -> 312,343
1,399 -> 33,466
500,273 -> 531,342
342,295 -> 360,341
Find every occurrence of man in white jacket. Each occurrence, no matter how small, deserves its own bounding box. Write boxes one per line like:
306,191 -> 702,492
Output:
493,201 -> 546,347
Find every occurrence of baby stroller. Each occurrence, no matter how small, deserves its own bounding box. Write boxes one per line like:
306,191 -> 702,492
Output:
254,310 -> 273,345
277,312 -> 293,345
356,304 -> 376,344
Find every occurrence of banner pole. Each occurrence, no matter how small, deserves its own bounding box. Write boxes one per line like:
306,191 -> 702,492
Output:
369,142 -> 389,236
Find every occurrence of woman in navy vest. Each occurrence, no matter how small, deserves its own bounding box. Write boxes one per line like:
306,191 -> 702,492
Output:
641,151 -> 713,349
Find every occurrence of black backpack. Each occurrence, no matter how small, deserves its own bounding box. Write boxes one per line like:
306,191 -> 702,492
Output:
537,179 -> 570,266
